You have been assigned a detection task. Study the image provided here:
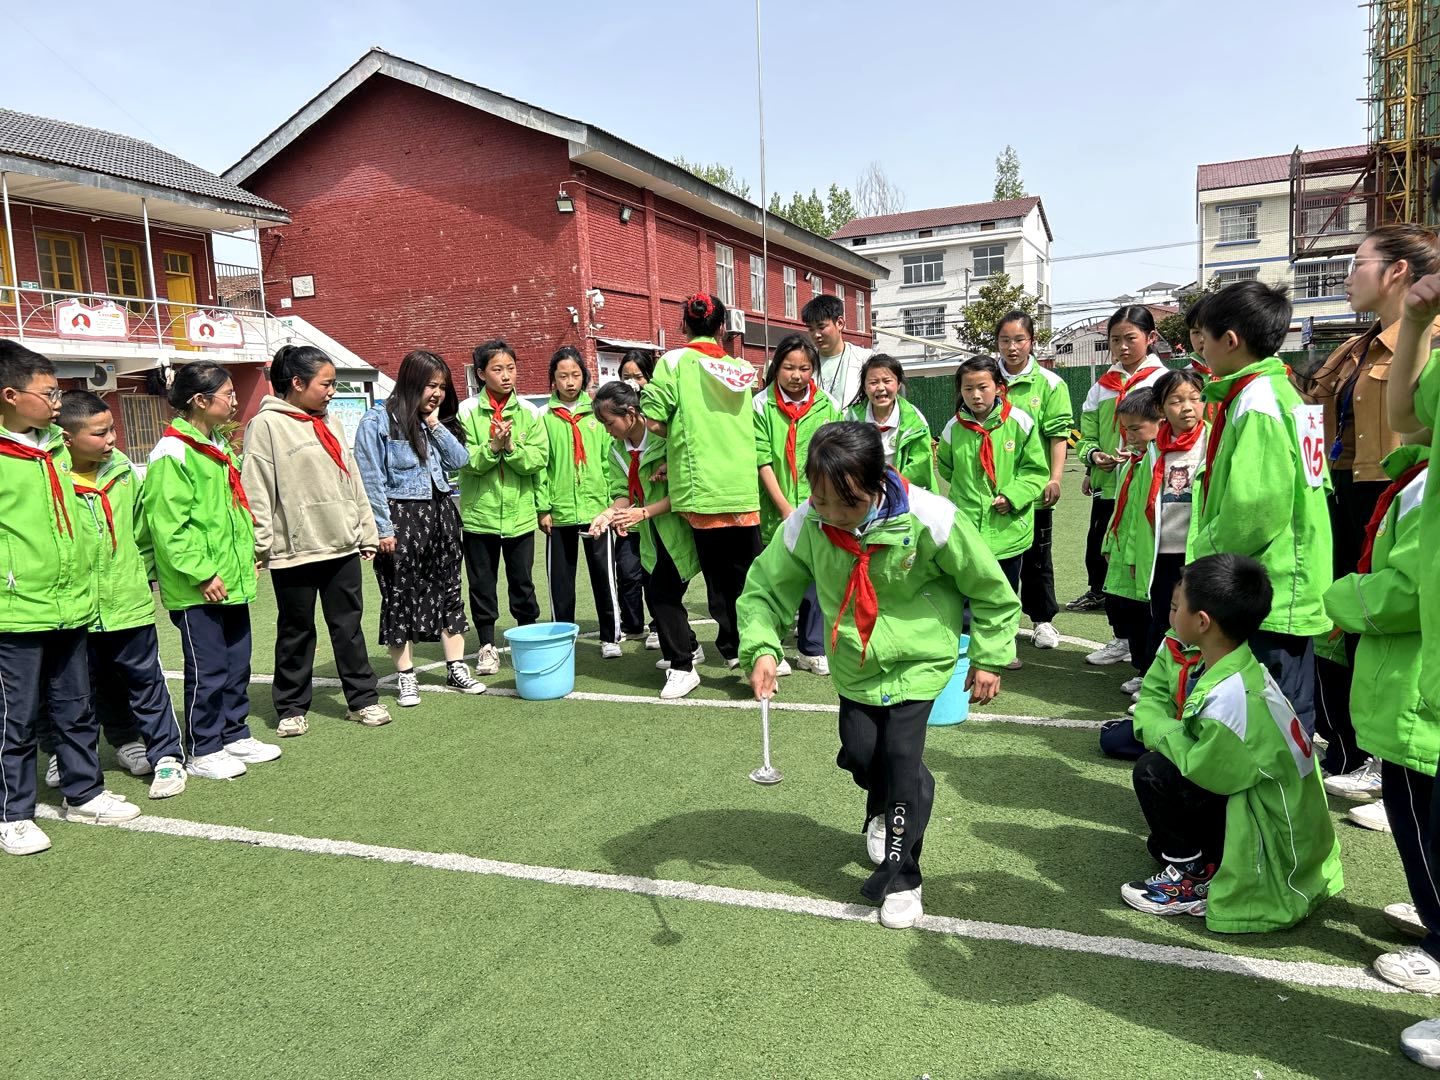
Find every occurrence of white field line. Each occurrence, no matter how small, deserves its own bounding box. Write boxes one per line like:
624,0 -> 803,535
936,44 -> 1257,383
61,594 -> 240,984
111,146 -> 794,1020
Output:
30,804 -> 1395,995
159,671 -> 1107,729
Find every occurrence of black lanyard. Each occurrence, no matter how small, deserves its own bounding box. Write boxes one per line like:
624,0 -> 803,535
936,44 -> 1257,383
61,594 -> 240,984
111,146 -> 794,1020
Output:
1330,333 -> 1376,463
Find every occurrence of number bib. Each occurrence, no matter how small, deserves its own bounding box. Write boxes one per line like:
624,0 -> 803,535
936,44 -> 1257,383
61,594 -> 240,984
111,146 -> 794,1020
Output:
1293,404 -> 1326,488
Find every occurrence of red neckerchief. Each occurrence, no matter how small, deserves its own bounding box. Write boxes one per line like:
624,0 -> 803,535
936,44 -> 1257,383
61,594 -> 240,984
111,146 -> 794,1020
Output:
1145,421 -> 1204,526
1165,637 -> 1205,722
552,404 -> 588,468
0,438 -> 73,536
821,523 -> 880,665
954,400 -> 1011,491
1201,373 -> 1262,498
487,390 -> 512,441
1108,449 -> 1147,539
281,409 -> 348,475
1189,359 -> 1213,377
687,340 -> 727,359
163,426 -> 253,519
1357,461 -> 1428,573
71,473 -> 122,552
1097,363 -> 1157,446
626,448 -> 643,504
773,382 -> 817,485
871,404 -> 897,435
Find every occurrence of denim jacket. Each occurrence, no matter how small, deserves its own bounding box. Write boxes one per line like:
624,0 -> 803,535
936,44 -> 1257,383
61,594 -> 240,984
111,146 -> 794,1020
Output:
353,403 -> 469,539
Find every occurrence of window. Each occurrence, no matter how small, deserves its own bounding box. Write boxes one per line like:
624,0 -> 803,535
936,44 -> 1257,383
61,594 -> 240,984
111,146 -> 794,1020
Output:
1056,342 -> 1075,356
36,230 -> 85,298
0,228 -> 12,304
902,251 -> 945,286
1294,258 -> 1351,300
972,244 -> 1005,279
854,290 -> 865,331
980,221 -> 997,232
103,240 -> 147,316
904,306 -> 945,339
749,254 -> 765,313
715,243 -> 735,306
783,266 -> 797,319
120,395 -> 169,460
836,284 -> 845,311
1217,203 -> 1259,243
1301,195 -> 1356,237
917,229 -> 933,239
1093,339 -> 1110,354
851,237 -> 867,247
811,272 -> 824,297
1214,267 -> 1261,287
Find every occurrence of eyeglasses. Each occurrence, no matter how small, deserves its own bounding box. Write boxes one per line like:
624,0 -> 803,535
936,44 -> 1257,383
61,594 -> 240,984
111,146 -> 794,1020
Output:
194,390 -> 239,403
998,336 -> 1031,346
15,388 -> 63,405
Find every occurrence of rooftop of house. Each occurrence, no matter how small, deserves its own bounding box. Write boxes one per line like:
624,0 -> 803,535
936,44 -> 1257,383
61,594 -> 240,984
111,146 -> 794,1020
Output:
1197,145 -> 1369,192
830,197 -> 1050,241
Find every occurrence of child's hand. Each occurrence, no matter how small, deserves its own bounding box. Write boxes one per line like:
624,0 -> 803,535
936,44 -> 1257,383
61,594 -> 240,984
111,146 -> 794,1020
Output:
966,667 -> 1001,706
200,575 -> 228,603
587,512 -> 611,539
1081,475 -> 1093,497
750,655 -> 778,700
613,506 -> 646,530
378,536 -> 398,556
1091,452 -> 1118,472
651,463 -> 668,484
538,512 -> 552,535
991,495 -> 1012,515
1041,480 -> 1062,508
1404,273 -> 1440,325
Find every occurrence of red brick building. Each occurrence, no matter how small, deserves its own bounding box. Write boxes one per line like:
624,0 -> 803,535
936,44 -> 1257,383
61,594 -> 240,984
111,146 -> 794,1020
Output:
224,49 -> 887,395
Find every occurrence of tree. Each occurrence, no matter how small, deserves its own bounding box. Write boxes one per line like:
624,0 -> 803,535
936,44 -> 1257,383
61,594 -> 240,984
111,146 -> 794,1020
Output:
1157,276 -> 1222,353
673,156 -> 751,201
993,145 -> 1025,201
855,161 -> 906,217
767,184 -> 858,236
953,272 -> 1052,353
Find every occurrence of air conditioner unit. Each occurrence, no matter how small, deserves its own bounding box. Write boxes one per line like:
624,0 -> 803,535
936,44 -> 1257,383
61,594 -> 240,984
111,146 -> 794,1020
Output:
87,363 -> 117,393
725,309 -> 746,335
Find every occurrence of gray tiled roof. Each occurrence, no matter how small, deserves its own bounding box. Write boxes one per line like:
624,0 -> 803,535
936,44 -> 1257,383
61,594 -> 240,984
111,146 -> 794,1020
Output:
0,107 -> 285,214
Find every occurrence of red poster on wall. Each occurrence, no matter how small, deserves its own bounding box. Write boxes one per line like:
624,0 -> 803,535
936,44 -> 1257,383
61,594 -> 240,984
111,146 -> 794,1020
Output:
185,311 -> 245,348
55,299 -> 128,341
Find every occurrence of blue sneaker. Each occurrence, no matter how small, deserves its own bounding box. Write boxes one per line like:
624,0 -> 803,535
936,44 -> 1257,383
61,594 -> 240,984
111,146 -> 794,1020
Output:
1120,860 -> 1214,917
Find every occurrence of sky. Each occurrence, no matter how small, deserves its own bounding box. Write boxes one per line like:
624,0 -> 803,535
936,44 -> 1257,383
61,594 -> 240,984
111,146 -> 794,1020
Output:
5,0 -> 1371,329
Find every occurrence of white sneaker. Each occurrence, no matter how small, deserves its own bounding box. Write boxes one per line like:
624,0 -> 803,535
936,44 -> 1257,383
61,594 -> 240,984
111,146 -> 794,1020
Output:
1385,902 -> 1428,940
1348,801 -> 1391,832
1132,691 -> 1141,704
276,715 -> 309,737
601,641 -> 623,660
1005,657 -> 1023,671
644,631 -> 660,650
114,740 -> 152,776
0,819 -> 51,856
1085,638 -> 1131,666
1375,946 -> 1440,993
879,886 -> 923,929
62,789 -> 141,825
187,751 -> 246,780
148,757 -> 186,800
1323,757 -> 1383,802
396,670 -> 421,708
659,668 -> 701,700
1402,1017 -> 1440,1069
794,653 -> 830,676
1032,622 -> 1061,650
774,659 -> 792,677
656,645 -> 705,670
44,754 -> 60,789
865,815 -> 887,866
1120,676 -> 1143,695
224,737 -> 282,764
1126,703 -> 1136,716
347,703 -> 394,726
725,657 -> 741,671
475,644 -> 501,676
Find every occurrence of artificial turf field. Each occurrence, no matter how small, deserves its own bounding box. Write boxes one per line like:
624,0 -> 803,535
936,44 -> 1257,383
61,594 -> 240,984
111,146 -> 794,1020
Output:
4,464 -> 1433,1079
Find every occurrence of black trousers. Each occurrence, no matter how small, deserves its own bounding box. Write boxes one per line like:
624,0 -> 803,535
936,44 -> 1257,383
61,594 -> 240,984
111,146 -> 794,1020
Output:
1381,760 -> 1440,962
838,696 -> 936,899
1114,596 -> 1152,675
462,531 -> 540,646
271,554 -> 379,718
1017,505 -> 1059,623
0,629 -> 103,821
547,524 -> 620,643
1133,750 -> 1228,865
690,525 -> 761,662
1085,497 -> 1114,593
1146,553 -> 1185,667
644,532 -> 697,671
1251,630 -> 1316,737
797,584 -> 824,657
170,605 -> 253,758
614,531 -> 649,637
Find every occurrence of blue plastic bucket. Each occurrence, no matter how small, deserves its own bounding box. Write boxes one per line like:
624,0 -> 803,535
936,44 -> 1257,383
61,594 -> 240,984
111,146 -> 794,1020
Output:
504,622 -> 579,700
928,634 -> 972,727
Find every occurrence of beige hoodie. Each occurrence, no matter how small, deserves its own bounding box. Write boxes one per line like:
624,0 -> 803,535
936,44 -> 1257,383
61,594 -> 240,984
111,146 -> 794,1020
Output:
242,394 -> 379,569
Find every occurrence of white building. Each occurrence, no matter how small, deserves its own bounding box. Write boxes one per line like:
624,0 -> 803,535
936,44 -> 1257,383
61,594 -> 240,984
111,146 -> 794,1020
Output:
831,196 -> 1053,372
1196,146 -> 1370,349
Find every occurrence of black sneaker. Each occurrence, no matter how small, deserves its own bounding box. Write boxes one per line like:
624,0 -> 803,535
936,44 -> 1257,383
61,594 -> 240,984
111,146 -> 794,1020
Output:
1065,589 -> 1107,613
445,661 -> 486,695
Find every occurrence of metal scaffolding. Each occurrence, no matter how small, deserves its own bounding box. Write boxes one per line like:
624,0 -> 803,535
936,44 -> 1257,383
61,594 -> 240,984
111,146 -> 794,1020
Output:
1367,0 -> 1440,225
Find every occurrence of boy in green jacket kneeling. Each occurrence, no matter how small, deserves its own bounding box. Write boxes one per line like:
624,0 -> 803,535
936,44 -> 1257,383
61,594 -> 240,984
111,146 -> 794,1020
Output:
1123,554 -> 1342,932
739,421 -> 1021,929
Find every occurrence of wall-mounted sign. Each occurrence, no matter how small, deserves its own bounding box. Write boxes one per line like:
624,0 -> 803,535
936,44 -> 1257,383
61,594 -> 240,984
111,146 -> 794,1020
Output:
54,299 -> 127,341
185,310 -> 245,348
292,275 -> 315,298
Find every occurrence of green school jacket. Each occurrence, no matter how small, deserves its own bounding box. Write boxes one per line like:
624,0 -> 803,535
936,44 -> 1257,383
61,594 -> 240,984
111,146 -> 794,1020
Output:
458,392 -> 548,537
752,382 -> 842,543
844,396 -> 936,491
1100,451 -> 1152,601
1077,358 -> 1167,498
1416,354 -> 1440,717
143,417 -> 257,611
641,338 -> 760,514
1002,358 -> 1074,441
1134,633 -> 1199,750
62,451 -> 155,633
738,472 -> 1021,703
936,402 -> 1050,559
1324,445 -> 1435,775
536,393 -> 612,528
1188,358 -> 1333,636
604,430 -> 700,581
0,424 -> 97,633
1141,644 -> 1343,934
